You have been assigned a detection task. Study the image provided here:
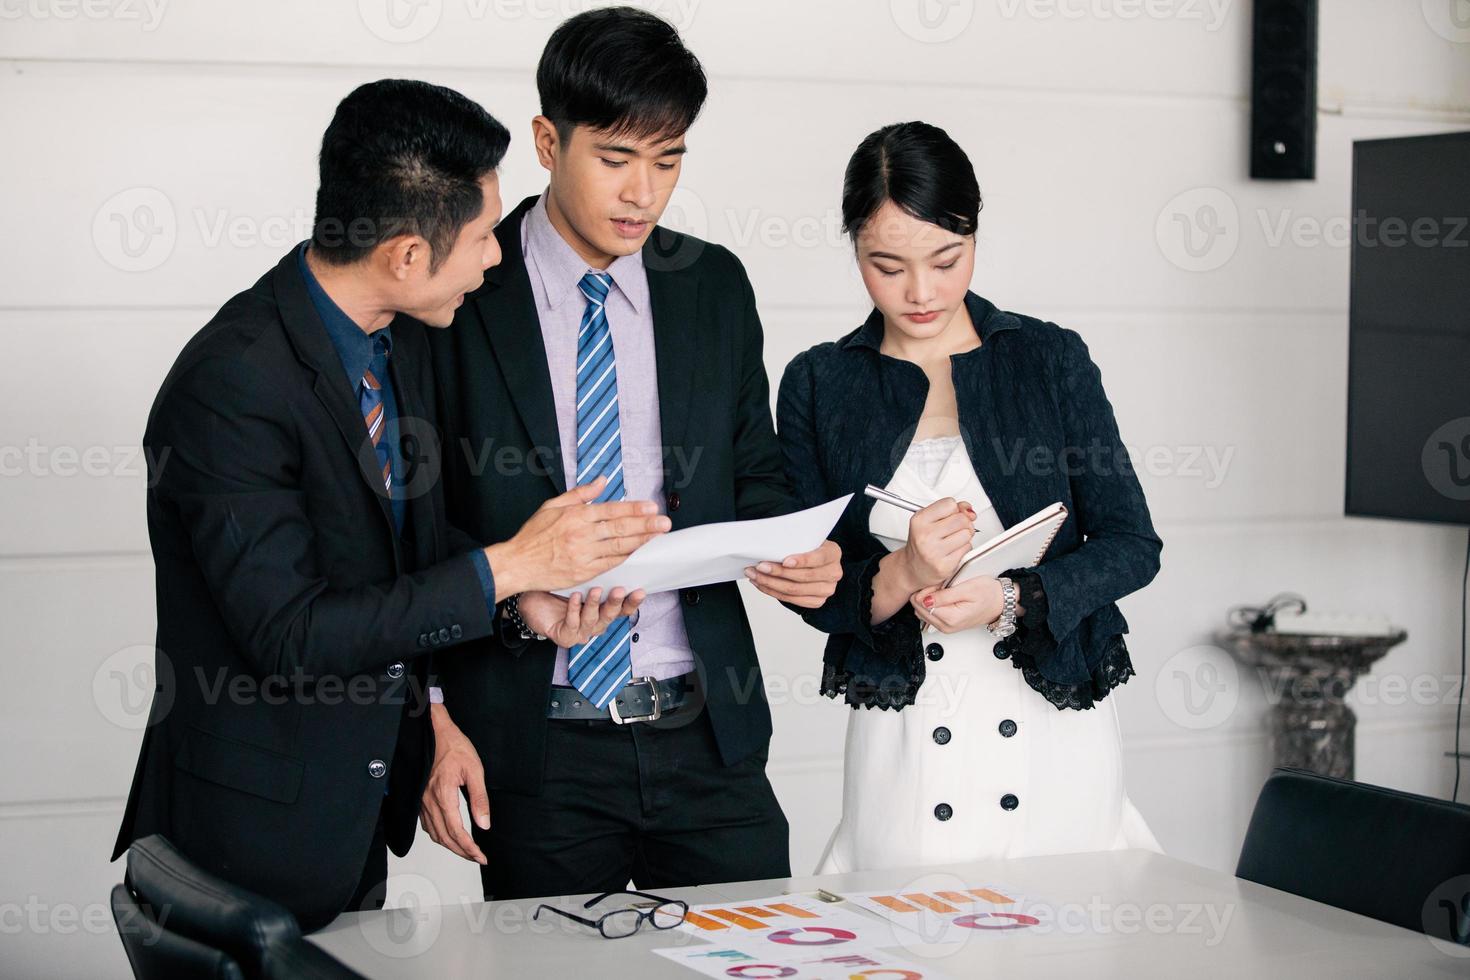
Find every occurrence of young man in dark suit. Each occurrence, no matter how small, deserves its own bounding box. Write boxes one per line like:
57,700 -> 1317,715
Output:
419,8 -> 844,900
112,79 -> 668,930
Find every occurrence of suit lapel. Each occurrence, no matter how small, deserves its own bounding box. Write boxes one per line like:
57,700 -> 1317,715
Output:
387,327 -> 438,570
273,249 -> 401,568
474,199 -> 567,492
644,227 -> 700,464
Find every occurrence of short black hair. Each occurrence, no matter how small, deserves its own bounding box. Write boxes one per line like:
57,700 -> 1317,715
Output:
536,6 -> 707,144
312,79 -> 510,272
841,121 -> 982,241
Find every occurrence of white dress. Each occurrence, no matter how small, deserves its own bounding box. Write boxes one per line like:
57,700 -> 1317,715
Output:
816,435 -> 1161,874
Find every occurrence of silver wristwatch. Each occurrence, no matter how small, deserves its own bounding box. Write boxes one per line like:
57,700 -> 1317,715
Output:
987,576 -> 1018,639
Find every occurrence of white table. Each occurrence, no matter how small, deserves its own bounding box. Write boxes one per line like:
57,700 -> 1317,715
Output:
308,849 -> 1465,978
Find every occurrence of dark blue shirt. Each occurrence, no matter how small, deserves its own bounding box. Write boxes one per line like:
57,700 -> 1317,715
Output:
298,243 -> 497,611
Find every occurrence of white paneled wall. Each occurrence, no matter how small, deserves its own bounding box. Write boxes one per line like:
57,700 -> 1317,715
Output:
3,2 -> 1468,976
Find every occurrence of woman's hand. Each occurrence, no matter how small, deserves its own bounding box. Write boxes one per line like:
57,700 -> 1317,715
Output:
910,575 -> 1025,634
896,497 -> 977,590
518,587 -> 645,648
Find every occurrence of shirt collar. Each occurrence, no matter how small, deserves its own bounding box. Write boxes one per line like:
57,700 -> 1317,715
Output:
842,291 -> 1017,352
523,191 -> 649,315
297,242 -> 391,387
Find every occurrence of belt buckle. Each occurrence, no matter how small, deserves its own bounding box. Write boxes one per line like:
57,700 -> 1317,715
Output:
608,677 -> 661,725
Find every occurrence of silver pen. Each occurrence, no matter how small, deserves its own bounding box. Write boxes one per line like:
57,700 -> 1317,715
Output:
863,484 -> 925,514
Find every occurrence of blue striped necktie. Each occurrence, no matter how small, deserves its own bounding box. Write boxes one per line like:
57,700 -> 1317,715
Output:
566,271 -> 634,709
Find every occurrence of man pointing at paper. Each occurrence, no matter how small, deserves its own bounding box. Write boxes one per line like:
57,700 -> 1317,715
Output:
419,8 -> 842,899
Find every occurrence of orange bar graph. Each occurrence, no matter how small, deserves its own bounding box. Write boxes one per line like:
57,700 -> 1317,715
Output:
870,895 -> 921,913
765,903 -> 819,919
706,908 -> 772,929
968,888 -> 1015,904
936,891 -> 976,905
903,893 -> 959,913
681,911 -> 730,931
735,906 -> 778,918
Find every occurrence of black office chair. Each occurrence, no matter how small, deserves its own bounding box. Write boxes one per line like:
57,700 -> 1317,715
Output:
1236,766 -> 1470,944
111,834 -> 366,980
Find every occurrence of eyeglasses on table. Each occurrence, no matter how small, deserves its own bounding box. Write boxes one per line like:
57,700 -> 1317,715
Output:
532,889 -> 689,939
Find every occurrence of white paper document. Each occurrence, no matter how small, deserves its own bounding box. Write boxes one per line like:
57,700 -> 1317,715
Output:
553,494 -> 852,598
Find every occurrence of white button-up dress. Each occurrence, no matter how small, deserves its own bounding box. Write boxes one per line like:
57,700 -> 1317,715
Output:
816,436 -> 1161,874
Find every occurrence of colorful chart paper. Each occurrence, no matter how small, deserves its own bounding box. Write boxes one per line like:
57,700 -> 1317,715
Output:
653,943 -> 954,980
674,897 -> 902,952
840,887 -> 1044,945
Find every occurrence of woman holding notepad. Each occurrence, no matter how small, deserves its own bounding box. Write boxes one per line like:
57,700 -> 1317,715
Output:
766,122 -> 1164,872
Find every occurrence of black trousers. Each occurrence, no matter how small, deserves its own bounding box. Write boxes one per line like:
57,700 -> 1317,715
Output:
474,706 -> 790,901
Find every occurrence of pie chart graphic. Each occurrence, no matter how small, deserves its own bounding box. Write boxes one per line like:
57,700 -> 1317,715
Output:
952,911 -> 1040,930
724,966 -> 797,978
766,926 -> 860,946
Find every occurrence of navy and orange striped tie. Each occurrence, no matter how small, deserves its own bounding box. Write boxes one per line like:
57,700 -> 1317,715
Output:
361,367 -> 391,494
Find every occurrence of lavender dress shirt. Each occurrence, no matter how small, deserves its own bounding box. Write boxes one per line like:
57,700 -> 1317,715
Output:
521,192 -> 696,685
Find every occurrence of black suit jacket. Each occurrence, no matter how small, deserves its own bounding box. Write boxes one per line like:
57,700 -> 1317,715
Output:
113,247 -> 495,931
428,196 -> 794,794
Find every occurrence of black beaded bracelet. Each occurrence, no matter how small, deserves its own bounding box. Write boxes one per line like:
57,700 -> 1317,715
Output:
503,593 -> 545,641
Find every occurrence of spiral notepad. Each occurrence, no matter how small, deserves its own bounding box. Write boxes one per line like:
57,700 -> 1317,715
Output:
943,501 -> 1068,588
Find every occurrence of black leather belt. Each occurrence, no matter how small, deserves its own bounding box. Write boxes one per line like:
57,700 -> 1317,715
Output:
547,674 -> 693,724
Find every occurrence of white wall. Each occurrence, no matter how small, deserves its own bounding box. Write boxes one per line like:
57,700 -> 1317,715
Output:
2,2 -> 1468,976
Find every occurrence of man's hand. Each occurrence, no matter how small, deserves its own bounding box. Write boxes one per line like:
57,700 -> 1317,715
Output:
517,587 -> 646,647
420,703 -> 489,865
484,476 -> 670,597
744,539 -> 843,609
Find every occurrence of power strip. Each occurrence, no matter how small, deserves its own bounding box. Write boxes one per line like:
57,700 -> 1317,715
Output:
1271,609 -> 1396,637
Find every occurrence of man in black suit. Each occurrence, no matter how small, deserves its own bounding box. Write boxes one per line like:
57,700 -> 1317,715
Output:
112,79 -> 668,930
419,9 -> 844,900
